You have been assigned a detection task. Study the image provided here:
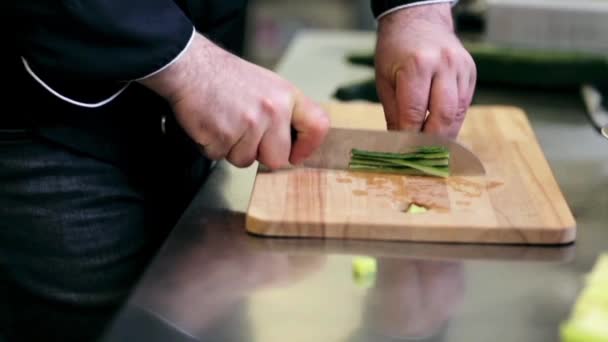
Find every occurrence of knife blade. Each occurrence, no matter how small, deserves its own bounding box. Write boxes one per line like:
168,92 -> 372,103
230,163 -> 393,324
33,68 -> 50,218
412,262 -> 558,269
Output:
297,127 -> 485,176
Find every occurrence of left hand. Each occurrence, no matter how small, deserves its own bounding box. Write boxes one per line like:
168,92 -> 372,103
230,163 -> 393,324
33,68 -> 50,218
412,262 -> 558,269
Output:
374,3 -> 476,138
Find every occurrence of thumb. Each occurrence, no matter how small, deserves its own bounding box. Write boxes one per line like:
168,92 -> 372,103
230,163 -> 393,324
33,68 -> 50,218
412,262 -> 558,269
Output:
289,90 -> 330,165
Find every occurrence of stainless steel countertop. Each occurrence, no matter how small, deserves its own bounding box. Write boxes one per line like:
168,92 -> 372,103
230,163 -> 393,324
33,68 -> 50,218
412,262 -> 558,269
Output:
101,30 -> 608,342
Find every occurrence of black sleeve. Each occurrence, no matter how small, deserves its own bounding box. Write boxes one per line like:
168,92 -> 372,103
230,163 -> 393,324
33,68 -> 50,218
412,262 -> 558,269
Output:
14,0 -> 194,83
371,0 -> 457,19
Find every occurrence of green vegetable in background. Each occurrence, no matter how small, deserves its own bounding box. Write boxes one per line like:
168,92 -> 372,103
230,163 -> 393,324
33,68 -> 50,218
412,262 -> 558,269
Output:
352,256 -> 377,288
335,41 -> 608,103
348,147 -> 450,178
560,253 -> 608,342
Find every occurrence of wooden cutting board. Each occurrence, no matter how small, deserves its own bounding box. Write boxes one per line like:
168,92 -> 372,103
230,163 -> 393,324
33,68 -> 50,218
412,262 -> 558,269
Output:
245,102 -> 576,245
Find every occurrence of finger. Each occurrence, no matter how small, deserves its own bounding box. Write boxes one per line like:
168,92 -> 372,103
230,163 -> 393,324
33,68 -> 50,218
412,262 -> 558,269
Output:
395,68 -> 433,132
257,99 -> 292,170
376,78 -> 399,130
199,140 -> 229,161
449,56 -> 477,137
258,122 -> 290,170
467,56 -> 477,106
197,123 -> 240,161
423,70 -> 459,138
226,117 -> 266,168
449,68 -> 471,137
289,92 -> 330,165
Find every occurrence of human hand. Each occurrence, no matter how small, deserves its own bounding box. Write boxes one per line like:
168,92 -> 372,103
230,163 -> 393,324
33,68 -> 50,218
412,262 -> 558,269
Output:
139,33 -> 330,169
374,3 -> 476,138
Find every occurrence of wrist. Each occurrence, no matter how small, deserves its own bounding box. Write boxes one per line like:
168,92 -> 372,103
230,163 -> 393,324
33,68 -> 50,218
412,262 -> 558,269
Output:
378,2 -> 454,32
373,0 -> 457,20
137,33 -> 217,105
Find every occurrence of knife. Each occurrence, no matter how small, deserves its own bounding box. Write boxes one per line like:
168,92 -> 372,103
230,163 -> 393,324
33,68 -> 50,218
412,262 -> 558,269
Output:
580,84 -> 608,141
294,127 -> 486,176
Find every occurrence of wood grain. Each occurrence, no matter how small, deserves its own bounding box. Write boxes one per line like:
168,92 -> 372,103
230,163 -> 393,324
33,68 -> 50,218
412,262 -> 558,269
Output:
245,101 -> 576,245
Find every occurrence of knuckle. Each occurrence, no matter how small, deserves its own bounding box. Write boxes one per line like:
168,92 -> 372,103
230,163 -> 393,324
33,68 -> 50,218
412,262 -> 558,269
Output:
216,130 -> 231,145
411,50 -> 439,71
441,47 -> 460,68
454,106 -> 467,122
456,103 -> 468,121
262,97 -> 283,122
205,148 -> 227,161
242,110 -> 258,129
261,157 -> 285,171
458,97 -> 469,112
216,130 -> 239,151
455,110 -> 467,123
401,106 -> 428,125
230,154 -> 256,168
436,108 -> 456,126
312,111 -> 331,136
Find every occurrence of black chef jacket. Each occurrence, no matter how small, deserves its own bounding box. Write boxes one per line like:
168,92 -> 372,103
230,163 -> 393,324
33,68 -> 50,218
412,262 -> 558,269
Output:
5,0 -> 454,169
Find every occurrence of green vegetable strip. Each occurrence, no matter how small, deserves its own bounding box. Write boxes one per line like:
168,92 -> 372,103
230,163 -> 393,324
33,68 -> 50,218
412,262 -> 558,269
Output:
383,160 -> 449,177
352,146 -> 448,155
348,146 -> 450,178
415,146 -> 448,154
350,161 -> 449,172
348,165 -> 428,176
350,156 -> 448,167
350,165 -> 449,178
350,160 -> 449,178
351,149 -> 449,160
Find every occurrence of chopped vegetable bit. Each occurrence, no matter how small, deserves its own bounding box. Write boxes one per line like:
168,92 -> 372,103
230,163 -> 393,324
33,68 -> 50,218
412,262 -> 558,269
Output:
352,256 -> 377,288
405,203 -> 428,214
586,255 -> 608,286
560,253 -> 608,342
348,147 -> 450,178
561,307 -> 608,342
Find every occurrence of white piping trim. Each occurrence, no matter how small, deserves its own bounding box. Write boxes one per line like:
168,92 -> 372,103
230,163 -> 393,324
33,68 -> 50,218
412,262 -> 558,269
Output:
22,57 -> 130,108
376,0 -> 458,20
20,25 -> 195,109
135,26 -> 196,81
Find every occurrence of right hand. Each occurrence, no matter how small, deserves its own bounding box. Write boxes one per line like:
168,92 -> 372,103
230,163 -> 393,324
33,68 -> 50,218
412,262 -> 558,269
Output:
139,33 -> 330,170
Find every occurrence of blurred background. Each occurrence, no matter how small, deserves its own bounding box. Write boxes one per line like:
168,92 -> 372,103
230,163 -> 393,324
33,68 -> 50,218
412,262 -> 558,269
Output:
243,0 -> 608,67
243,0 -> 376,68
241,0 -> 608,134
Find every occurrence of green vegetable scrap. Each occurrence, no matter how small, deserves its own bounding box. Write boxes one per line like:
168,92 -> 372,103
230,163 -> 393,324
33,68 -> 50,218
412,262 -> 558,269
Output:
560,253 -> 608,342
405,203 -> 428,214
352,256 -> 377,288
348,147 -> 450,178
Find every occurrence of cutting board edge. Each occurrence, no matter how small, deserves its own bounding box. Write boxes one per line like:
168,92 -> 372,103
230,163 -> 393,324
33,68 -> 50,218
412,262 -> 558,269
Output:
244,214 -> 577,245
502,105 -> 578,229
243,236 -> 577,262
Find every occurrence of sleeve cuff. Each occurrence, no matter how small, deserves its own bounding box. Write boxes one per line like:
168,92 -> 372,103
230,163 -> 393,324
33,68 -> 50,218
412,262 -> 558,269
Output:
135,26 -> 196,81
375,0 -> 459,20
